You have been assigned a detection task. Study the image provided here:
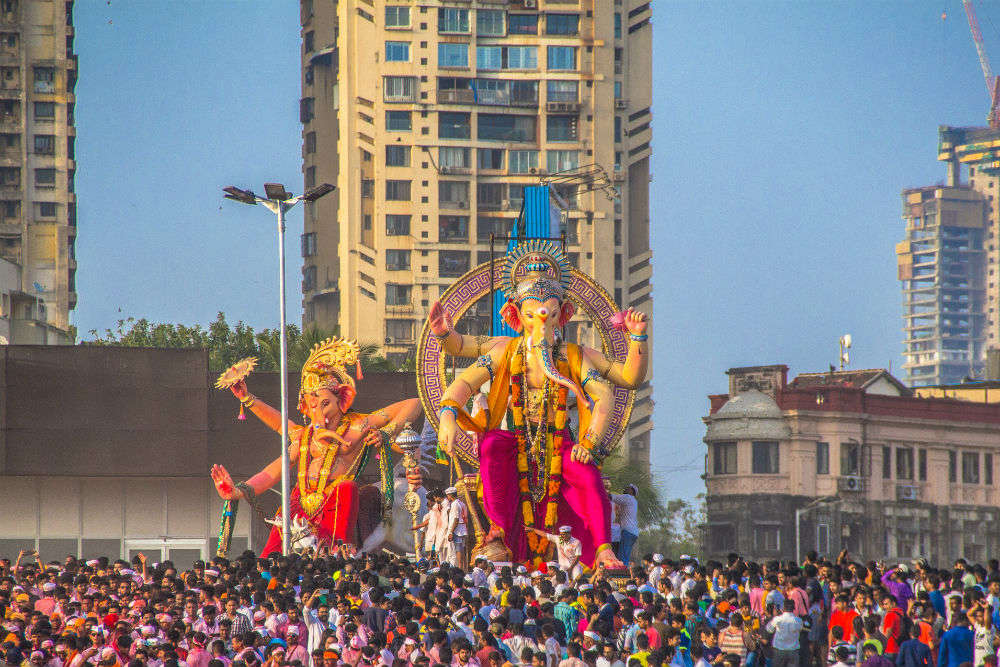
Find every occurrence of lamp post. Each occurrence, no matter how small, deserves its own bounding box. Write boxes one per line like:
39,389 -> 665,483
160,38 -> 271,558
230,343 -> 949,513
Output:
222,181 -> 335,556
795,495 -> 839,564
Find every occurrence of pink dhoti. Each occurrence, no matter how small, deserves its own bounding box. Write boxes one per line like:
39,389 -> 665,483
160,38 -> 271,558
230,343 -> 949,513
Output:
478,429 -> 611,567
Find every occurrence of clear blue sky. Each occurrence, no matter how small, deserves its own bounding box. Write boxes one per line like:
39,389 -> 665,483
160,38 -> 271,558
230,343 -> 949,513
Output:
73,2 -> 999,500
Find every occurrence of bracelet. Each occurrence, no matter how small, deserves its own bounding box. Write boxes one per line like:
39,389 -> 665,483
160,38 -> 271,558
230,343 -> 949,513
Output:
439,406 -> 459,420
629,334 -> 647,342
239,394 -> 257,408
235,482 -> 264,517
432,330 -> 453,340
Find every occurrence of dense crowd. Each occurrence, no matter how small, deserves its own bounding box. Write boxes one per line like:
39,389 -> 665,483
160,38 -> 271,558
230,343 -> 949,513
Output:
2,544 -> 999,667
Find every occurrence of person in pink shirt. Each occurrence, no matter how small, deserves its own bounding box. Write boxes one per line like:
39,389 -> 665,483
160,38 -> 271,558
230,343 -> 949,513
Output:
285,628 -> 310,665
186,634 -> 212,667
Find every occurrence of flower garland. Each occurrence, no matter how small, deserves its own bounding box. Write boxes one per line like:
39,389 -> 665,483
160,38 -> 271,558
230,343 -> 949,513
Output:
510,339 -> 570,562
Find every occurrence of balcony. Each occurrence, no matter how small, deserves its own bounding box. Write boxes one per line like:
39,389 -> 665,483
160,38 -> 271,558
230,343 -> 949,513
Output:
439,199 -> 469,210
438,88 -> 475,104
386,303 -> 414,314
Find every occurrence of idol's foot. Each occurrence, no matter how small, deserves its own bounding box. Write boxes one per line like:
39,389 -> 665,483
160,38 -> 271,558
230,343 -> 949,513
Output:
594,548 -> 624,570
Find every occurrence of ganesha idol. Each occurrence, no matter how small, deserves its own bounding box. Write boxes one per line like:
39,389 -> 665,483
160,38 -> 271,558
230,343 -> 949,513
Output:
429,240 -> 649,569
210,338 -> 422,556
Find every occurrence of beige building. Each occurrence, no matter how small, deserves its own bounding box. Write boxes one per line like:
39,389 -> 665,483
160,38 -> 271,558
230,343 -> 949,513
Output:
298,0 -> 653,465
0,0 -> 76,341
703,365 -> 1000,563
0,254 -> 70,343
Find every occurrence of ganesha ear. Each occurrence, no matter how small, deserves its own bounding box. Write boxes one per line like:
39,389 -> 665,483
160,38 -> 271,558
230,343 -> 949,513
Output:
500,300 -> 523,333
338,386 -> 357,413
557,301 -> 576,328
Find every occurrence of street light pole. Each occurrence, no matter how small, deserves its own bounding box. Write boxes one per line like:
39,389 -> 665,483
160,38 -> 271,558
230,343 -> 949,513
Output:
223,182 -> 335,556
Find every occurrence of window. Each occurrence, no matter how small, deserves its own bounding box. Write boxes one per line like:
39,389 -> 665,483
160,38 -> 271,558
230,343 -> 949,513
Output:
709,524 -> 736,553
615,13 -> 622,39
546,115 -> 578,142
816,442 -> 829,475
477,9 -> 505,36
438,8 -> 469,33
477,217 -> 513,241
361,178 -> 375,198
385,145 -> 410,167
547,80 -> 578,102
33,102 -> 54,120
385,179 -> 411,201
34,168 -> 55,187
478,148 -> 504,170
476,46 -> 502,71
506,46 -> 537,69
438,43 -> 469,68
950,451 -> 957,483
751,441 -> 779,474
385,110 -> 411,131
439,215 -> 469,241
508,13 -> 538,34
882,446 -> 892,479
305,131 -> 316,153
841,442 -> 860,475
988,453 -> 994,485
479,114 -> 536,142
38,202 -> 55,217
0,167 -> 18,186
896,446 -> 914,480
547,46 -> 576,70
385,284 -> 412,306
385,6 -> 410,28
816,523 -> 830,555
304,31 -> 314,53
302,265 -> 317,291
386,249 -> 411,271
439,250 -> 470,277
386,214 -> 410,236
385,41 -> 410,62
439,111 -> 471,139
301,232 -> 317,257
962,452 -> 980,484
384,76 -> 416,102
919,448 -> 927,481
546,149 -> 578,173
713,442 -> 737,475
33,135 -> 54,155
33,66 -> 54,93
386,319 -> 414,342
753,525 -> 780,552
508,150 -> 538,174
615,116 -> 622,143
439,180 -> 469,208
477,183 -> 503,210
439,146 -> 470,169
614,81 -> 622,99
546,14 -> 579,35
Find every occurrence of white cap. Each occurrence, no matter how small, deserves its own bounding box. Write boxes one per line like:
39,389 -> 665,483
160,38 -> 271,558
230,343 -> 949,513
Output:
546,561 -> 559,570
445,487 -> 458,495
559,525 -> 572,534
205,568 -> 219,577
516,565 -> 527,574
579,584 -> 593,592
653,553 -> 664,563
42,583 -> 56,592
286,626 -> 300,636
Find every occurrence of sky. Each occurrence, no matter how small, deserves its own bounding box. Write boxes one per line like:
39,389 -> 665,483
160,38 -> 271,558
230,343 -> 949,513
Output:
73,1 -> 1000,501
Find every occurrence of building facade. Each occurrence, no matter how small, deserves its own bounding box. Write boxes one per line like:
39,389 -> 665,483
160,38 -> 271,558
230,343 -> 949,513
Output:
298,0 -> 653,465
896,185 -> 986,386
703,364 -> 1000,563
0,0 -> 76,340
0,255 -> 71,343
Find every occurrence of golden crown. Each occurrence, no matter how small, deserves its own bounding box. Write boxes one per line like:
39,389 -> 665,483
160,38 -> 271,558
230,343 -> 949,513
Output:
299,337 -> 362,400
502,240 -> 572,304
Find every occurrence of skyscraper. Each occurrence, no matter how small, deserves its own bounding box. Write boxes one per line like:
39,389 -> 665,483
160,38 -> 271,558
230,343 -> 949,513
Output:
299,0 -> 653,465
0,0 -> 77,343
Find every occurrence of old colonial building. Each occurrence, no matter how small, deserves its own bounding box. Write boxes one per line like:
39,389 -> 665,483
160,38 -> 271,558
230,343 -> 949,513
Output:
703,364 -> 1000,563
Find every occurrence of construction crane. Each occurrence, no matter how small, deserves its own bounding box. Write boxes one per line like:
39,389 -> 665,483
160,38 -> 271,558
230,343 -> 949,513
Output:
962,0 -> 1000,128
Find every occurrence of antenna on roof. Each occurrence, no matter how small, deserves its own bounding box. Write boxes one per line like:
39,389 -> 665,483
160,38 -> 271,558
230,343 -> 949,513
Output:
839,334 -> 852,371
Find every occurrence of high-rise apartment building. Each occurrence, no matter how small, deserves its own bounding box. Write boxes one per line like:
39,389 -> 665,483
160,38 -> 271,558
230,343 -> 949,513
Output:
0,0 -> 76,344
896,185 -> 986,386
299,0 -> 653,465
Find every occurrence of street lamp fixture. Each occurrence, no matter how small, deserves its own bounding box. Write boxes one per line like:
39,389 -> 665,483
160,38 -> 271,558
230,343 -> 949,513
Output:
222,180 -> 335,556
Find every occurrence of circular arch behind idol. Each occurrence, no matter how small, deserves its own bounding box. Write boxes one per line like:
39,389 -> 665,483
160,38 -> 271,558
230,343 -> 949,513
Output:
416,260 -> 635,468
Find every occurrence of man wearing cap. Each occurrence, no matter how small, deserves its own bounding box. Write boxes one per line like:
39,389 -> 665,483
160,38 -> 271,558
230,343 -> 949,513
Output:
443,487 -> 468,569
610,485 -> 639,567
528,526 -> 582,579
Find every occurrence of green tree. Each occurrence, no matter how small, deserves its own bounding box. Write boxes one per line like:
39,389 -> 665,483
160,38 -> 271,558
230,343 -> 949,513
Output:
601,454 -> 668,526
83,312 -> 403,373
633,493 -> 705,559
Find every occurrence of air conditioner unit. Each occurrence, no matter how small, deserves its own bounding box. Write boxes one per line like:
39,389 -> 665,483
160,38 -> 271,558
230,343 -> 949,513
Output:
457,201 -> 469,209
523,0 -> 537,7
839,475 -> 863,492
385,337 -> 393,345
440,166 -> 450,174
501,199 -> 513,209
615,99 -> 628,110
896,484 -> 920,501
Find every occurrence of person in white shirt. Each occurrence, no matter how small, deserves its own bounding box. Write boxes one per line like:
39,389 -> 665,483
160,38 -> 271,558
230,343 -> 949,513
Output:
530,526 -> 583,579
443,486 -> 468,568
649,554 -> 665,587
611,484 -> 639,566
412,490 -> 446,560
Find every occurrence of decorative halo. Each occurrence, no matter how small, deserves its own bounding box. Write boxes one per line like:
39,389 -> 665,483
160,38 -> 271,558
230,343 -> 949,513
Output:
214,357 -> 258,390
416,261 -> 635,467
502,239 -> 572,300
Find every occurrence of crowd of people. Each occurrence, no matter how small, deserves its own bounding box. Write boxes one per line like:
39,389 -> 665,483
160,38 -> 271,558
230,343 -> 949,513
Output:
3,539 -> 1000,667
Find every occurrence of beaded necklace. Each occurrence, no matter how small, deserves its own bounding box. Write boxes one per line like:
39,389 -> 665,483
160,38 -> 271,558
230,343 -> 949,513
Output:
298,415 -> 353,517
